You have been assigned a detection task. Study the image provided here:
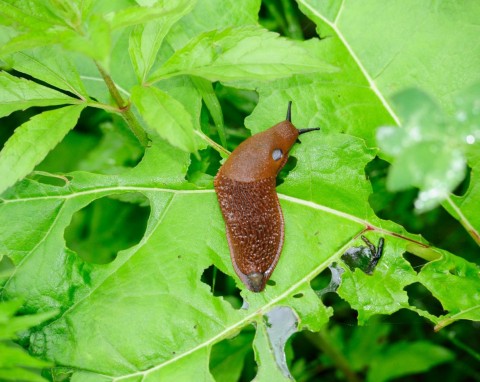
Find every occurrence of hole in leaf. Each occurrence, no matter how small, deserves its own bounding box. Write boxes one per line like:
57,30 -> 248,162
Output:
310,267 -> 334,291
387,309 -> 433,341
259,0 -> 318,40
37,111 -> 144,174
210,325 -> 255,382
323,292 -> 358,326
293,293 -> 303,299
267,279 -> 276,287
404,282 -> 445,317
186,147 -> 221,187
65,194 -> 150,264
447,267 -> 461,276
276,156 -> 297,187
200,265 -> 242,309
288,330 -> 326,380
402,252 -> 428,274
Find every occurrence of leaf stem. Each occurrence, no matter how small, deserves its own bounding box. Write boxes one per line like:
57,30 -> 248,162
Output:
94,62 -> 149,146
304,330 -> 361,382
194,130 -> 230,157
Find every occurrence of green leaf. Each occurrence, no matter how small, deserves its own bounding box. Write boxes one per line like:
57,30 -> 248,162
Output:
128,0 -> 196,83
387,142 -> 466,209
376,87 -> 478,212
0,1 -> 479,381
298,0 -> 480,114
131,85 -> 198,153
0,297 -> 57,382
191,77 -> 227,147
0,1 -> 111,65
4,46 -> 89,99
210,330 -> 254,382
418,250 -> 480,331
367,341 -> 454,382
454,82 -> 480,140
338,237 -> 418,325
442,147 -> 480,245
0,1 -> 53,31
0,71 -> 78,118
62,14 -> 111,66
0,129 -> 456,380
109,0 -> 196,30
149,26 -> 335,83
253,316 -> 292,382
0,105 -> 84,195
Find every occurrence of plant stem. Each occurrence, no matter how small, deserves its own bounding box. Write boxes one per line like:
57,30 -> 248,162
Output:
304,330 -> 361,382
194,130 -> 230,157
94,62 -> 149,146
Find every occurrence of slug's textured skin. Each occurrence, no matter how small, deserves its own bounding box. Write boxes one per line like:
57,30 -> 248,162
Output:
215,175 -> 283,292
214,103 -> 318,292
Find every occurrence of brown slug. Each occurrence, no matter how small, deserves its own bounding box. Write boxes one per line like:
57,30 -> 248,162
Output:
214,102 -> 319,292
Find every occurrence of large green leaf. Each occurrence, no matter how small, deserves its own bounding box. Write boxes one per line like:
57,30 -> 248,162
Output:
149,26 -> 335,84
296,0 -> 480,242
128,0 -> 196,83
298,0 -> 480,114
1,131 -> 475,380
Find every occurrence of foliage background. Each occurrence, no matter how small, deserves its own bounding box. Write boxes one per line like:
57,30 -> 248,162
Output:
0,1 -> 479,381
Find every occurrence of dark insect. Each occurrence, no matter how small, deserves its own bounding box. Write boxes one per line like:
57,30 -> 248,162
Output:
214,102 -> 319,292
341,235 -> 384,275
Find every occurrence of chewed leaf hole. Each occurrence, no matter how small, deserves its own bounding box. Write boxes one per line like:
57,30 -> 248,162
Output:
404,282 -> 445,316
288,331 -> 323,379
267,279 -> 277,287
186,147 -> 221,188
311,263 -> 344,298
402,252 -> 428,274
65,194 -> 150,264
276,156 -> 297,186
293,293 -> 303,299
310,267 -> 333,291
201,265 -> 242,309
210,325 -> 255,381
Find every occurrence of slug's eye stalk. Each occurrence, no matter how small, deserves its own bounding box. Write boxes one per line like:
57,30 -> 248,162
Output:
286,101 -> 292,122
286,101 -> 320,135
298,127 -> 320,135
272,148 -> 283,161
